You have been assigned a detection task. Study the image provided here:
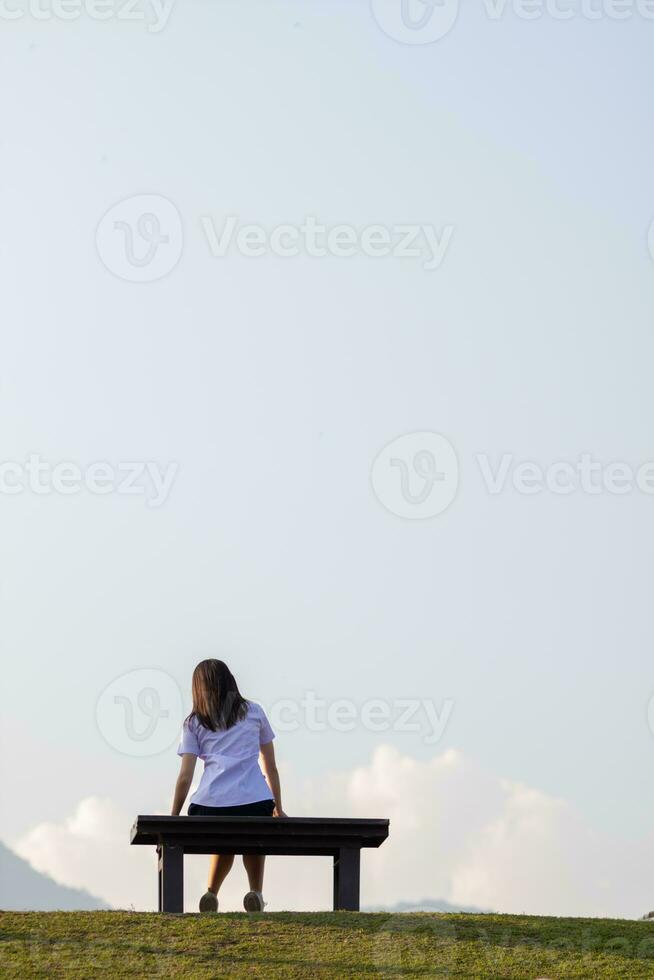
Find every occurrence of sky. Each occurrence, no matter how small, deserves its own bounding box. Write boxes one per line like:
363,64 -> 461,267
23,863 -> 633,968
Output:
1,0 -> 654,917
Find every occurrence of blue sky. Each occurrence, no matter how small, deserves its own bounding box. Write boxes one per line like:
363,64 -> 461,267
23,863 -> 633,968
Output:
1,0 -> 653,914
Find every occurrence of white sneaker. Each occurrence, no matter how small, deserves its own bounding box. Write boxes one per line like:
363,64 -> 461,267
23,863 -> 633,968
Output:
199,891 -> 218,913
243,890 -> 265,912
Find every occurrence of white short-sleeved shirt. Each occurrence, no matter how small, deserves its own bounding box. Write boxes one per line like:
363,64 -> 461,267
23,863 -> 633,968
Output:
178,701 -> 275,808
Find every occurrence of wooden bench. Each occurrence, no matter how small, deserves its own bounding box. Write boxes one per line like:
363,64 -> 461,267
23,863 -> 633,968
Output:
130,815 -> 389,913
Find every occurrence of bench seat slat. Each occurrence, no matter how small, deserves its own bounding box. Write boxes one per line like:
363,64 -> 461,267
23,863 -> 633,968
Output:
130,815 -> 389,849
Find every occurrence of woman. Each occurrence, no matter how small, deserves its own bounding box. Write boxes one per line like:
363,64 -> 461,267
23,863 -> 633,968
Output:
171,659 -> 285,913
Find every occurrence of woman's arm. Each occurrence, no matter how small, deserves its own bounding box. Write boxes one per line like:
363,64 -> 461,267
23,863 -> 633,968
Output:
171,754 -> 197,816
259,741 -> 286,817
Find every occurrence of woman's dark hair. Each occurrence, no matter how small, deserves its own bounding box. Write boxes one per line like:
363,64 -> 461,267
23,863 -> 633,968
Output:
187,659 -> 249,731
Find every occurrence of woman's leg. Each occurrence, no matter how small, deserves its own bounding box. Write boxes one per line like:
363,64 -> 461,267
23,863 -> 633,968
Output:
207,853 -> 235,894
242,854 -> 265,892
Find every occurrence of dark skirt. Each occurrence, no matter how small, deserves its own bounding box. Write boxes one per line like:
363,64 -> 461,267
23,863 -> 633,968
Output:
188,799 -> 275,817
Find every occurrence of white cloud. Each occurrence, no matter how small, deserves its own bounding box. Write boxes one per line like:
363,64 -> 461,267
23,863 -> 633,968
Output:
450,781 -> 654,918
13,797 -> 156,910
10,746 -> 654,917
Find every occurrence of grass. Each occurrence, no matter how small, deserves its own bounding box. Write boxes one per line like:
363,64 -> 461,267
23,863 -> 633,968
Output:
1,910 -> 654,978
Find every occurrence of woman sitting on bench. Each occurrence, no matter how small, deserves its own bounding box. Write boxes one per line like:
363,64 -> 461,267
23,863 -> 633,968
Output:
171,658 -> 285,913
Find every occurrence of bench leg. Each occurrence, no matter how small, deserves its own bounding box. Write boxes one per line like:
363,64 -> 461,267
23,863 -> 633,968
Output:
333,847 -> 360,911
158,844 -> 184,913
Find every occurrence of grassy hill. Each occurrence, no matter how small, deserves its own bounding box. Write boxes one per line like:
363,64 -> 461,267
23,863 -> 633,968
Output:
1,909 -> 653,978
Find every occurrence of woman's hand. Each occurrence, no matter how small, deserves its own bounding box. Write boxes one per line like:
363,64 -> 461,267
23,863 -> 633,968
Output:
260,742 -> 285,817
171,754 -> 197,816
